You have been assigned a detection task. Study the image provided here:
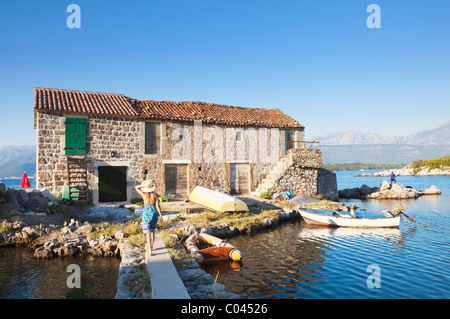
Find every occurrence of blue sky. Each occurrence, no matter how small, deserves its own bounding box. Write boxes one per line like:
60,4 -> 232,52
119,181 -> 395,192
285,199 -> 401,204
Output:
0,0 -> 449,147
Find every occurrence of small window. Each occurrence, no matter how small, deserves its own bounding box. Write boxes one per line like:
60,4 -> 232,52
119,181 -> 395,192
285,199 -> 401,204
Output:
286,130 -> 295,152
236,132 -> 242,141
145,122 -> 160,155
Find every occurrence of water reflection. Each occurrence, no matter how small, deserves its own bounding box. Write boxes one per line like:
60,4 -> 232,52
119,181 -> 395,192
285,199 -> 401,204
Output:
214,215 -> 449,299
0,246 -> 120,299
210,173 -> 450,298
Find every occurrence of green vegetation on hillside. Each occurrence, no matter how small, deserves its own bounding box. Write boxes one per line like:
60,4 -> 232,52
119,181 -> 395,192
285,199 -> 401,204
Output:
411,155 -> 450,173
322,163 -> 406,171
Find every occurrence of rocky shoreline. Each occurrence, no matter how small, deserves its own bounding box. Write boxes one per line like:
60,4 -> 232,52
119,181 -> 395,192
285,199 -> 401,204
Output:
1,182 -> 303,299
0,213 -> 238,299
339,181 -> 441,199
355,165 -> 450,177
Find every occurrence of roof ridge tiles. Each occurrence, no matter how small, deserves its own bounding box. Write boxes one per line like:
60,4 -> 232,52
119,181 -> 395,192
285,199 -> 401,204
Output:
34,87 -> 127,97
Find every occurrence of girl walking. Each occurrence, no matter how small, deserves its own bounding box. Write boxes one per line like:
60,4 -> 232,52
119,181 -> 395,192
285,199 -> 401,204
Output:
135,180 -> 163,256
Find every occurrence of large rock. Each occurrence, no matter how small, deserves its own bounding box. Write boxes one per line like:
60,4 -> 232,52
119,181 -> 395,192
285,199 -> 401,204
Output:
367,183 -> 421,199
0,188 -> 21,212
339,181 -> 437,199
0,184 -> 49,213
422,185 -> 441,195
25,190 -> 49,212
338,184 -> 378,199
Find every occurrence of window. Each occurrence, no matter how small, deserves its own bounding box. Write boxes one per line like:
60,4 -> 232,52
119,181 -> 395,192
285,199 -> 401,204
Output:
145,122 -> 160,155
65,117 -> 87,155
236,131 -> 242,141
285,130 -> 295,152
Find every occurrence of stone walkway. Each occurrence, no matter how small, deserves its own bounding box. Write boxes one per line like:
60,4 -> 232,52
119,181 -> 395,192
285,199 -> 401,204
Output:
145,229 -> 191,299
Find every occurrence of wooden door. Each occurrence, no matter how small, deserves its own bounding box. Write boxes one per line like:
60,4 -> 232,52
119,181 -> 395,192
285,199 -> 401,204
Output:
230,164 -> 249,194
165,164 -> 188,199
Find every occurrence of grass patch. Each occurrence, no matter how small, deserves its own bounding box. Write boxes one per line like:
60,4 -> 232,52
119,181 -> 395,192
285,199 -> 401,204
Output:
167,248 -> 196,267
260,192 -> 272,200
301,200 -> 341,211
186,209 -> 280,232
159,230 -> 196,267
87,222 -> 123,240
0,210 -> 19,220
0,221 -> 12,233
126,263 -> 151,298
52,206 -> 75,218
87,220 -> 146,247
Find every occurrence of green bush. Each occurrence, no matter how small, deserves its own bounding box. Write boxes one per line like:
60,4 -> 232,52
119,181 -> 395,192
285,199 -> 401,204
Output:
412,156 -> 450,173
260,192 -> 272,199
0,221 -> 12,233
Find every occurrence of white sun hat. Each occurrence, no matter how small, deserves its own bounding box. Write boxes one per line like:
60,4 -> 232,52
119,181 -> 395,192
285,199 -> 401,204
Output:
140,179 -> 156,193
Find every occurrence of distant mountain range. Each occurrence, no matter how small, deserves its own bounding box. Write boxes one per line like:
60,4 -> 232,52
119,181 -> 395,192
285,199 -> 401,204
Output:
0,145 -> 36,178
309,121 -> 450,164
310,121 -> 450,146
0,122 -> 449,177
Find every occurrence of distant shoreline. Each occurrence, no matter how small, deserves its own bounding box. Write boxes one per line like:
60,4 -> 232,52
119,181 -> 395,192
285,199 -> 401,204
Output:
355,165 -> 450,177
323,163 -> 407,171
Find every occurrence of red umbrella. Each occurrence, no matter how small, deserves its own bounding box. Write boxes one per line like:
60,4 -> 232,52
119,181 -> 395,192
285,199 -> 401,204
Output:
20,172 -> 31,189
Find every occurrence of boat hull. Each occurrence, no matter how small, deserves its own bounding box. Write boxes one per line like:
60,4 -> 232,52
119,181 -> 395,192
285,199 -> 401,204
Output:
184,233 -> 242,263
298,209 -> 401,228
189,186 -> 248,213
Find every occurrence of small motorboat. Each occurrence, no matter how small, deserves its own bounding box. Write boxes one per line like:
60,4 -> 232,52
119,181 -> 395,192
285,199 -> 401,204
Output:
184,233 -> 242,263
188,186 -> 248,213
298,208 -> 401,228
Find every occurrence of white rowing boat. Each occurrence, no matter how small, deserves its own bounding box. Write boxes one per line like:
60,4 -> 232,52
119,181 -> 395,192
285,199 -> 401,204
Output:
298,208 -> 401,228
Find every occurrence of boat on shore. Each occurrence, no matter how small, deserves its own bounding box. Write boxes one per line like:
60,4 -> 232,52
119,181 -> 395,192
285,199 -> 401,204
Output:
188,186 -> 248,213
298,208 -> 401,228
184,233 -> 242,263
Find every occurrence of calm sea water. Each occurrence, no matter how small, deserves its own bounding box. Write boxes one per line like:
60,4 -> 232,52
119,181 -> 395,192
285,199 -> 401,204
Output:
1,173 -> 449,299
0,178 -> 36,189
0,246 -> 120,299
0,178 -> 120,299
206,171 -> 450,299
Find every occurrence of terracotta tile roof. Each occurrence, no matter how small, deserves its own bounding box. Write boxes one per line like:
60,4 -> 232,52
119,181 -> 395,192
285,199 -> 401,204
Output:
138,100 -> 303,128
34,87 -> 303,128
34,87 -> 139,117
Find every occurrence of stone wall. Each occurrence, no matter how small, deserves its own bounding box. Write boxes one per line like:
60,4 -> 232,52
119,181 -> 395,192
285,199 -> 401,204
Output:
152,120 -> 300,194
87,115 -> 144,203
35,112 -> 146,202
35,111 -> 315,202
317,168 -> 338,201
35,112 -> 68,193
267,148 -> 323,196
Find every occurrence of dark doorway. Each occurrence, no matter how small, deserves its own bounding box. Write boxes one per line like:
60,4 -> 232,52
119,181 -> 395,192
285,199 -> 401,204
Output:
98,166 -> 127,202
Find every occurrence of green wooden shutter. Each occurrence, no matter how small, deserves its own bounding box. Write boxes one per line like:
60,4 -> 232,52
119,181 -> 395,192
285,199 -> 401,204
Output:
65,118 -> 87,155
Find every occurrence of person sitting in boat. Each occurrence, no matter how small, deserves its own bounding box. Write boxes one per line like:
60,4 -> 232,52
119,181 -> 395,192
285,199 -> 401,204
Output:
135,179 -> 163,256
390,171 -> 396,185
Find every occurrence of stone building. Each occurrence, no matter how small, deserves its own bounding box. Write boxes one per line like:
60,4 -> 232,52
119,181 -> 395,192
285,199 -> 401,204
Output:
33,87 -> 336,204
